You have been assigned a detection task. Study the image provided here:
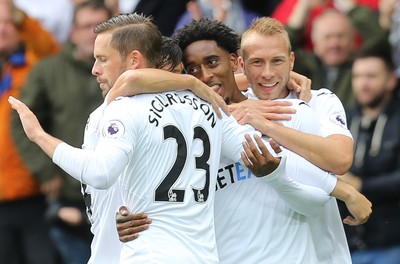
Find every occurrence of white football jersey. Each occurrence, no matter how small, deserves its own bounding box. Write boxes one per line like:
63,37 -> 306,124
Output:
214,89 -> 337,264
81,100 -> 123,264
291,89 -> 352,264
53,91 -> 264,263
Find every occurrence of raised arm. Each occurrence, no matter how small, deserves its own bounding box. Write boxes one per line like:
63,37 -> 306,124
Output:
9,96 -> 127,189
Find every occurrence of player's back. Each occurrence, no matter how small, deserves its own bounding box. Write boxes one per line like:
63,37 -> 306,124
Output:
101,90 -> 246,263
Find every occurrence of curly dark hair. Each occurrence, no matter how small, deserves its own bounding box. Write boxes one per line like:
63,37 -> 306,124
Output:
173,18 -> 240,55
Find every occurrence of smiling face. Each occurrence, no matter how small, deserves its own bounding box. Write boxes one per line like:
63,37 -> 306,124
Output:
182,39 -> 239,102
241,32 -> 294,100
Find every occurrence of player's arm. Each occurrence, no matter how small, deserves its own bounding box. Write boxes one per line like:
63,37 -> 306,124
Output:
9,96 -> 128,189
264,122 -> 352,175
107,69 -> 229,118
9,96 -> 62,158
331,178 -> 372,225
232,101 -> 353,175
241,134 -> 330,217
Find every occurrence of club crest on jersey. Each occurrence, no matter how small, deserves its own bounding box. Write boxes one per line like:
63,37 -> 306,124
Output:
330,114 -> 346,128
102,120 -> 125,138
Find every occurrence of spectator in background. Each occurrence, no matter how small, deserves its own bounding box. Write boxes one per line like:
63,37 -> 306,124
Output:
240,0 -> 280,17
378,0 -> 400,77
11,1 -> 112,264
103,0 -> 140,16
0,0 -> 59,263
175,0 -> 258,35
14,0 -> 74,44
289,1 -> 387,110
133,0 -> 190,36
339,47 -> 400,264
273,0 -> 379,51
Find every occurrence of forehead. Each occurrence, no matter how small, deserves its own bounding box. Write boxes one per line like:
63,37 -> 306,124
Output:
313,13 -> 351,36
242,33 -> 289,59
183,40 -> 228,63
0,4 -> 12,22
75,6 -> 110,24
353,57 -> 386,72
94,33 -> 113,55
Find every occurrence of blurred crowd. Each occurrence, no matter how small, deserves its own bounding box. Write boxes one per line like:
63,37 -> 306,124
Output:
1,0 -> 399,263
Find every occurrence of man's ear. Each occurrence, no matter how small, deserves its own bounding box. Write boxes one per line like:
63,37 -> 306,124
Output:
129,50 -> 144,69
388,71 -> 398,92
230,53 -> 239,73
289,51 -> 295,71
238,56 -> 245,75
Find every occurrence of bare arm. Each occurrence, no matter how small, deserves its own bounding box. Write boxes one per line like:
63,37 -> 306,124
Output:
331,178 -> 372,225
231,101 -> 353,175
107,69 -> 229,118
262,122 -> 353,175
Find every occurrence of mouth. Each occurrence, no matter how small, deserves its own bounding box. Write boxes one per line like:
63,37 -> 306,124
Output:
209,83 -> 222,96
259,82 -> 278,89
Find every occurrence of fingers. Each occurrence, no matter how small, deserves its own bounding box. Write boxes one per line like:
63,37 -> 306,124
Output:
210,95 -> 228,119
263,113 -> 292,121
242,134 -> 263,165
117,218 -> 150,233
116,212 -> 152,242
118,206 -> 129,216
8,96 -> 21,110
343,214 -> 369,226
216,96 -> 230,117
269,138 -> 282,154
116,212 -> 150,224
241,134 -> 274,166
119,233 -> 139,243
342,216 -> 357,226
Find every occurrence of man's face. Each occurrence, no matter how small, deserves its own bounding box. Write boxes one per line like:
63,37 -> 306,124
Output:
0,2 -> 21,57
71,6 -> 110,60
241,32 -> 293,100
352,57 -> 395,108
92,32 -> 129,97
182,40 -> 238,102
312,13 -> 354,67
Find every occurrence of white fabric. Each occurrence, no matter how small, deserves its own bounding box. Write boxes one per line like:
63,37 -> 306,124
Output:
293,88 -> 352,139
72,100 -> 123,264
54,91 -> 265,263
261,154 -> 331,217
307,89 -> 352,264
215,91 -> 338,264
284,89 -> 352,264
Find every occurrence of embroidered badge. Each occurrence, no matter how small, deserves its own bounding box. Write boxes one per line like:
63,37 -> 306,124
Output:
102,120 -> 125,138
330,114 -> 346,128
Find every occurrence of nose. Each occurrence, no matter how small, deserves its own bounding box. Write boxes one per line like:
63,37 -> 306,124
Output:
261,64 -> 273,79
91,61 -> 99,76
199,65 -> 213,83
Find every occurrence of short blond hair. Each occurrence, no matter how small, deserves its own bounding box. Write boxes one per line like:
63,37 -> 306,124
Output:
241,17 -> 292,58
